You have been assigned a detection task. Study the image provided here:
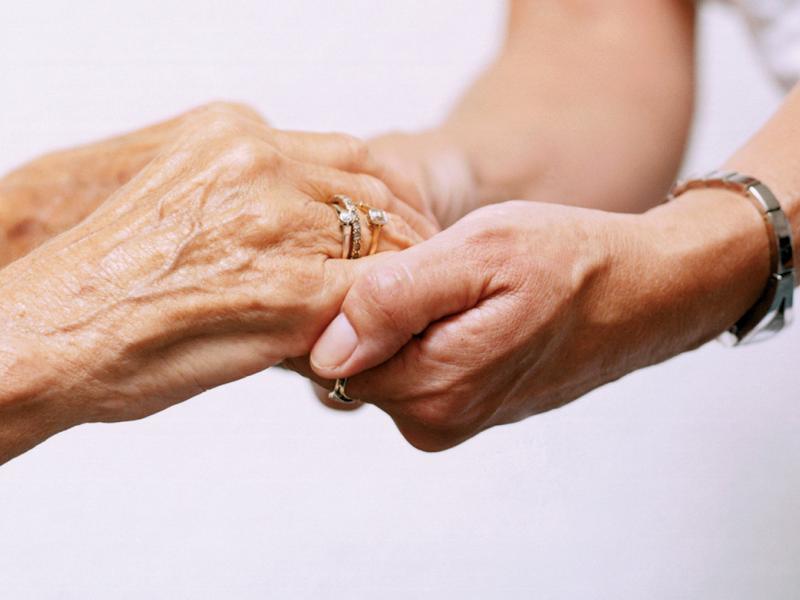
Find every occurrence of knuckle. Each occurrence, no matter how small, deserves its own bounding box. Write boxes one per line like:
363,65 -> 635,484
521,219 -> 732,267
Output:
200,114 -> 241,141
356,174 -> 392,206
333,132 -> 370,168
354,264 -> 413,330
459,218 -> 517,270
183,102 -> 255,139
463,218 -> 513,251
219,137 -> 280,172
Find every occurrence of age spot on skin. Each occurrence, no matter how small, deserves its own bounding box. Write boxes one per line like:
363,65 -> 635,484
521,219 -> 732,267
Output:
7,218 -> 43,241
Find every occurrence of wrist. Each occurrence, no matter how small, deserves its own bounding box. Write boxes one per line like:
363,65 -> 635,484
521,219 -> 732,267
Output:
634,188 -> 771,355
0,326 -> 77,463
0,254 -> 97,453
724,152 -> 800,261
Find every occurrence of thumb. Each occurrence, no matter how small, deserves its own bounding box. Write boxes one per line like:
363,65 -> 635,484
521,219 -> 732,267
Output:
310,230 -> 486,379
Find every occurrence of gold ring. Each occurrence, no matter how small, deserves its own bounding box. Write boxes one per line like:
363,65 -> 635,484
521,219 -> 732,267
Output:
357,203 -> 388,256
330,195 -> 362,259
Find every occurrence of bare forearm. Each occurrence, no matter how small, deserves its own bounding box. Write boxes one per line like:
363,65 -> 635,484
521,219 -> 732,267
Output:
446,0 -> 695,214
445,0 -> 695,214
0,278 -> 75,464
0,346 -> 69,465
723,84 -> 800,244
636,84 -> 800,359
369,0 -> 695,226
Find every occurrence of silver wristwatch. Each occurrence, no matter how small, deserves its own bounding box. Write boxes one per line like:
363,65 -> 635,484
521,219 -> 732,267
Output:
668,170 -> 795,345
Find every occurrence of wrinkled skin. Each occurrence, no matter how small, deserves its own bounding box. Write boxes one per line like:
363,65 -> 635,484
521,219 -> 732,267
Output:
0,102 -> 434,266
0,104 -> 434,462
305,197 -> 771,451
0,104 -> 253,266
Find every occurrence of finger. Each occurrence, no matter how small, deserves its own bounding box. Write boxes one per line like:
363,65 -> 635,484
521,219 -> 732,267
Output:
312,381 -> 364,411
280,355 -> 365,411
268,131 -> 375,173
310,228 -> 489,379
268,131 -> 433,225
164,112 -> 438,244
298,161 -> 439,242
342,310 -> 484,406
298,170 -> 427,258
307,196 -> 420,261
327,344 -> 478,452
340,313 -> 501,452
214,122 -> 436,245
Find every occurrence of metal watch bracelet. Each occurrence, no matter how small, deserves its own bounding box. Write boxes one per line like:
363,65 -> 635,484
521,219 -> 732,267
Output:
668,170 -> 795,345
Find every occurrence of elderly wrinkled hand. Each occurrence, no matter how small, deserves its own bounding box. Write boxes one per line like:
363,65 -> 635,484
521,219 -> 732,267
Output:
0,103 -> 269,266
0,103 -> 435,462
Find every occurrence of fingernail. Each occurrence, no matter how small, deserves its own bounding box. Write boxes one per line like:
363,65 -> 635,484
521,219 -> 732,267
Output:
311,313 -> 358,371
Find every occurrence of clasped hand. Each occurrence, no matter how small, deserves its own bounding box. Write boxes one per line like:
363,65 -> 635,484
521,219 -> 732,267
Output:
0,101 -> 721,461
301,202 -> 657,451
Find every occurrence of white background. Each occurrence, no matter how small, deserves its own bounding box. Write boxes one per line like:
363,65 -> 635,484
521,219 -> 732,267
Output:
1,2 -> 798,598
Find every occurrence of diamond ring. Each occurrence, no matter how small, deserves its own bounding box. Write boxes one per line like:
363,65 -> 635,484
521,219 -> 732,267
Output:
331,195 -> 362,259
357,203 -> 388,256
